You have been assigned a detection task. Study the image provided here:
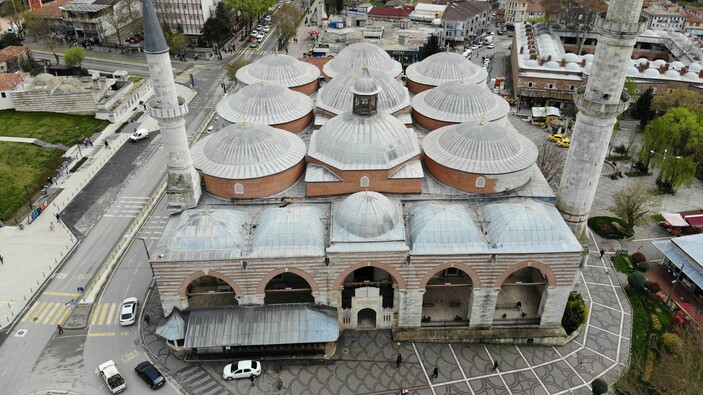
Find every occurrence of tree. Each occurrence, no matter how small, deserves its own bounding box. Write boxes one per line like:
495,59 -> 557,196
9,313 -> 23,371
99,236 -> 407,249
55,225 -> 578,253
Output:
631,87 -> 655,130
0,32 -> 22,49
591,378 -> 608,395
64,47 -> 86,68
536,139 -> 566,188
626,271 -> 647,290
561,293 -> 588,335
273,3 -> 302,51
542,0 -> 606,54
226,58 -> 252,82
102,0 -> 143,48
0,0 -> 27,37
608,181 -> 662,233
22,13 -> 62,65
224,0 -> 275,31
648,327 -> 703,394
422,34 -> 440,60
202,2 -> 232,45
164,29 -> 186,56
651,89 -> 703,116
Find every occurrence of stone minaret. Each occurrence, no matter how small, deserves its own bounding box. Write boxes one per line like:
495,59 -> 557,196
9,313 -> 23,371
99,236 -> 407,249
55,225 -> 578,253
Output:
556,0 -> 645,243
143,0 -> 201,213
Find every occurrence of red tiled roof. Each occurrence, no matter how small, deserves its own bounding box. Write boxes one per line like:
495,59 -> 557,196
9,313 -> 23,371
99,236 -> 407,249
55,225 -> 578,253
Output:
298,56 -> 333,74
527,1 -> 543,13
28,0 -> 69,18
685,10 -> 703,23
0,73 -> 29,91
442,0 -> 491,21
367,6 -> 413,18
0,46 -> 27,63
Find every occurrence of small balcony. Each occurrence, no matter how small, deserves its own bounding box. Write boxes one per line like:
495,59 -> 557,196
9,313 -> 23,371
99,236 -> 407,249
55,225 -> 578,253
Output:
573,86 -> 630,118
594,12 -> 647,37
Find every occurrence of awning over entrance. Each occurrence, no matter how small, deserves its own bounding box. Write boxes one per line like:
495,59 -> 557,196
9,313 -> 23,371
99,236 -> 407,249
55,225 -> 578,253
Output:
661,212 -> 689,227
653,234 -> 703,290
184,304 -> 339,348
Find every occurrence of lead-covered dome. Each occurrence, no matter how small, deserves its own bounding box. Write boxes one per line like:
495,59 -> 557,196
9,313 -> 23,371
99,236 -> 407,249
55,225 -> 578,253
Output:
412,80 -> 511,130
317,67 -> 410,115
235,53 -> 320,91
308,111 -> 420,170
334,191 -> 398,238
191,122 -> 306,179
323,42 -> 402,79
215,82 -> 313,132
405,51 -> 488,93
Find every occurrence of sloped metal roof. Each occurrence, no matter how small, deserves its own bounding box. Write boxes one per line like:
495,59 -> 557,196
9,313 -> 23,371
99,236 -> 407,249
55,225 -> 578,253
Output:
672,234 -> 703,264
479,202 -> 582,252
409,203 -> 488,254
305,164 -> 342,182
412,80 -> 510,123
653,235 -> 703,290
389,160 -> 424,179
351,66 -> 382,96
155,308 -> 186,341
191,122 -> 306,179
184,304 -> 339,348
249,206 -> 326,258
165,209 -> 248,259
406,51 -> 488,87
215,82 -> 313,125
422,120 -> 538,174
307,112 -> 420,170
236,53 -> 320,88
317,67 -> 410,115
323,42 -> 402,79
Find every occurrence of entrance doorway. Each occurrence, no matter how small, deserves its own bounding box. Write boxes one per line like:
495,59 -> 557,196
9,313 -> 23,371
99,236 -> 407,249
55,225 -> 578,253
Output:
357,308 -> 377,329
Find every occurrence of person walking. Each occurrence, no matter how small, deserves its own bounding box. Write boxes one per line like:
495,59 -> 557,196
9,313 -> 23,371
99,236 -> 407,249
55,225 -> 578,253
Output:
144,314 -> 150,325
492,360 -> 499,371
432,367 -> 439,378
396,353 -> 402,368
0,255 -> 4,264
104,140 -> 110,149
599,249 -> 605,258
55,213 -> 61,222
250,374 -> 255,387
57,324 -> 63,334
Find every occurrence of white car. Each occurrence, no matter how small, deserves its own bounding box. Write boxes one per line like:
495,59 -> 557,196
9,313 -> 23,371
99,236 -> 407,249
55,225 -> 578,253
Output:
256,24 -> 263,31
263,25 -> 270,33
119,297 -> 138,326
256,33 -> 265,42
222,360 -> 261,381
130,128 -> 149,141
471,44 -> 480,50
487,44 -> 495,49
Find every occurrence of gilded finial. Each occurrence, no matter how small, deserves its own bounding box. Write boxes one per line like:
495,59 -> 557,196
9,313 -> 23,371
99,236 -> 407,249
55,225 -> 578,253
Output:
362,56 -> 368,70
479,116 -> 486,126
259,80 -> 265,87
242,115 -> 248,127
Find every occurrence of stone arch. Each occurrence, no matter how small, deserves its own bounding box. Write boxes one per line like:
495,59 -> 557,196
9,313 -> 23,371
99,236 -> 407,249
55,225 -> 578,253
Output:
494,260 -> 557,288
333,261 -> 406,290
418,262 -> 482,289
256,267 -> 320,294
178,270 -> 243,297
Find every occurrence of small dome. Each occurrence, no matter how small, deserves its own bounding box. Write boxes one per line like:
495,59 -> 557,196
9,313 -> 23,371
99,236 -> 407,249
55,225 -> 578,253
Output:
318,67 -> 409,115
564,53 -> 580,63
683,71 -> 699,81
643,68 -> 661,78
545,60 -> 560,69
250,206 -> 325,257
626,67 -> 640,76
652,59 -> 666,67
236,53 -> 320,88
582,63 -> 592,74
664,69 -> 681,79
409,203 -> 487,254
688,63 -> 702,73
308,111 -> 420,170
351,66 -> 381,95
335,191 -> 398,238
582,54 -> 595,62
405,51 -> 488,87
412,80 -> 510,124
635,57 -> 649,65
216,82 -> 313,125
565,62 -> 581,71
669,61 -> 685,70
323,42 -> 402,79
423,120 -> 538,174
168,209 -> 247,253
191,122 -> 306,179
525,59 -> 539,67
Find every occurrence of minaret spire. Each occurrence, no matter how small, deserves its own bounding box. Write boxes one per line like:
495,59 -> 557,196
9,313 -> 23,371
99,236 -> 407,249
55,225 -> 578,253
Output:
556,0 -> 646,244
142,0 -> 201,213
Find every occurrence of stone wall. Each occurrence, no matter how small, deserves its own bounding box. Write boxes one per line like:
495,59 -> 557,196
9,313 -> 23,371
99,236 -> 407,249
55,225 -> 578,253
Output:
11,90 -> 97,115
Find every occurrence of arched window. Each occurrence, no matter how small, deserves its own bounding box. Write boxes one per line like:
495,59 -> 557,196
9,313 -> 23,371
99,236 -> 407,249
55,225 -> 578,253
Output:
360,176 -> 370,187
234,183 -> 244,194
475,177 -> 485,188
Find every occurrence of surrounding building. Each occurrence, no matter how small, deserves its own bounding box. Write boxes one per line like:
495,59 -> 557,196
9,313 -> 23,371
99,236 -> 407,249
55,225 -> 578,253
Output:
153,0 -> 217,37
642,2 -> 686,31
59,0 -> 143,43
0,46 -> 30,73
440,0 -> 492,47
366,6 -> 413,21
0,73 -> 29,110
505,0 -> 544,26
683,9 -> 703,36
409,3 -> 447,22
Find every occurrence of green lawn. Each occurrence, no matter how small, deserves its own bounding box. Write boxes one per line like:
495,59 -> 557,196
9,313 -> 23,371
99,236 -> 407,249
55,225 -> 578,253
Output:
0,110 -> 110,222
612,254 -> 633,273
588,216 -> 634,239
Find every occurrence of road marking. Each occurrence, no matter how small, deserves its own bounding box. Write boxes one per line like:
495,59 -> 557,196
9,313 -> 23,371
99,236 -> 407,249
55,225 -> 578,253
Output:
106,303 -> 117,325
59,306 -> 73,324
90,303 -> 103,326
43,291 -> 81,297
42,303 -> 61,324
49,305 -> 68,325
99,303 -> 110,325
88,332 -> 117,337
25,301 -> 47,323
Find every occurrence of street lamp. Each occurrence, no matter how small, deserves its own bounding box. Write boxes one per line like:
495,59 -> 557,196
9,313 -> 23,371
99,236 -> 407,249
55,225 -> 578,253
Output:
665,261 -> 685,310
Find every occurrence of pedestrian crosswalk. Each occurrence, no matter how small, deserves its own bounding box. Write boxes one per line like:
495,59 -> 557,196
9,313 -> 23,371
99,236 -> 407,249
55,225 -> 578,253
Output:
21,301 -> 128,327
236,48 -> 276,56
104,196 -> 150,218
173,364 -> 232,395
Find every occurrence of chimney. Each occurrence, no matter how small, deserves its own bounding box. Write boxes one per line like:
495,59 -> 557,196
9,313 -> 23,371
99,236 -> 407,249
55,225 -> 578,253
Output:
680,66 -> 688,76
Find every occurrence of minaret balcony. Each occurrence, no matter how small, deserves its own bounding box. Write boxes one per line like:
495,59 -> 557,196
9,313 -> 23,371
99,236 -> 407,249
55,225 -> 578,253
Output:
594,12 -> 647,37
147,97 -> 189,120
573,86 -> 630,118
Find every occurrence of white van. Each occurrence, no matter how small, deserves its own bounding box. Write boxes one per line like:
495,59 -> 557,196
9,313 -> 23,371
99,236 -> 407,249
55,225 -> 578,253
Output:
130,128 -> 149,141
462,49 -> 472,58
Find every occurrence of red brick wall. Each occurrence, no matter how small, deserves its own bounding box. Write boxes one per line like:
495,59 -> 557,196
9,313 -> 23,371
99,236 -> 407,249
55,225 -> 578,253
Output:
290,79 -> 319,95
203,161 -> 305,199
423,155 -> 498,194
406,79 -> 434,95
412,109 -> 456,131
272,111 -> 313,134
306,157 -> 422,196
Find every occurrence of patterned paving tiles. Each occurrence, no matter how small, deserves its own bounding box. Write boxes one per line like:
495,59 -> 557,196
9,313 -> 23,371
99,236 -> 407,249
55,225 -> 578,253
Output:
570,384 -> 594,395
414,343 -> 464,381
582,267 -> 612,284
518,345 -> 563,366
501,369 -> 547,395
567,348 -> 612,383
484,344 -> 529,371
453,344 -> 494,377
533,360 -> 585,392
585,284 -> 621,307
434,381 -> 473,394
584,326 -> 620,361
589,303 -> 623,334
468,375 -> 509,395
558,333 -> 584,355
602,362 -> 628,385
619,338 -> 632,365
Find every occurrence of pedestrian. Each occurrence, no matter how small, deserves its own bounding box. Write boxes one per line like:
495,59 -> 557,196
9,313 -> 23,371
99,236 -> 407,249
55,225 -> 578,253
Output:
250,374 -> 255,386
492,360 -> 499,371
0,255 -> 3,264
396,353 -> 402,368
144,314 -> 150,325
432,367 -> 439,378
599,249 -> 605,258
57,324 -> 63,334
104,140 -> 110,149
47,177 -> 53,185
516,301 -> 522,311
55,213 -> 61,222
88,138 -> 93,147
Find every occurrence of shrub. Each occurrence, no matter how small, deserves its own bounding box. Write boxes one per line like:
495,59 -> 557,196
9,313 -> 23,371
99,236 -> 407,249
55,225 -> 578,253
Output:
659,332 -> 682,353
562,293 -> 589,334
613,144 -> 628,155
632,252 -> 647,263
643,352 -> 655,382
69,157 -> 88,173
637,261 -> 650,272
651,314 -> 662,331
592,378 -> 608,395
627,271 -> 648,290
645,281 -> 661,293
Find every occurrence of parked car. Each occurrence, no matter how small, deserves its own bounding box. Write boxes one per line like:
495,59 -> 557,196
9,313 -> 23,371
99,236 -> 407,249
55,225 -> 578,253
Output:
130,128 -> 149,141
548,133 -> 564,142
249,30 -> 258,38
471,44 -> 480,50
250,41 -> 258,48
557,137 -> 571,148
256,24 -> 263,31
256,33 -> 265,42
487,44 -> 495,49
264,15 -> 272,22
135,361 -> 166,389
119,297 -> 138,326
222,361 -> 261,381
263,25 -> 270,33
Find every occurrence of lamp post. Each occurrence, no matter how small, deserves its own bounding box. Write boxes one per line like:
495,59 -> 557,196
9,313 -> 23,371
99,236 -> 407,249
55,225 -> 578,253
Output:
665,261 -> 685,310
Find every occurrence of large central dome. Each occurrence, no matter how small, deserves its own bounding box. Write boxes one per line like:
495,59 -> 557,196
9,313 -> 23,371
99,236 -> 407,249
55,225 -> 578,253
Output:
323,42 -> 403,79
235,53 -> 320,91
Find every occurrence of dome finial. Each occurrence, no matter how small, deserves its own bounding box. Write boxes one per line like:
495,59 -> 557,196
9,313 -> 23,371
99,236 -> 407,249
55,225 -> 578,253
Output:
460,78 -> 465,85
259,80 -> 265,86
242,115 -> 248,127
479,116 -> 486,126
362,56 -> 368,70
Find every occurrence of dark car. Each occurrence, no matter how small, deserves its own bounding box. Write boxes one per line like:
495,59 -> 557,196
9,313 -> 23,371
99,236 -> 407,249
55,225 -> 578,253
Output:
135,361 -> 166,389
